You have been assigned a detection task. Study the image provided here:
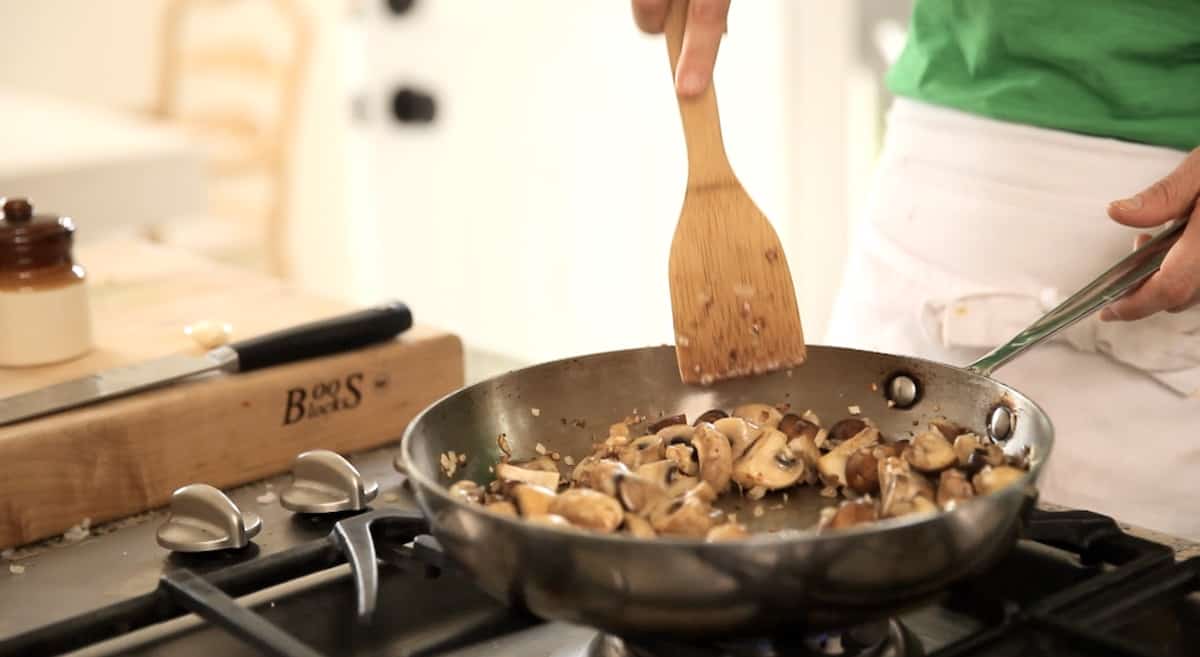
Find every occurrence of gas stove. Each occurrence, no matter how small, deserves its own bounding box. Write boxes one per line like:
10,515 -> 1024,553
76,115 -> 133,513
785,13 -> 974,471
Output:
2,446 -> 1198,657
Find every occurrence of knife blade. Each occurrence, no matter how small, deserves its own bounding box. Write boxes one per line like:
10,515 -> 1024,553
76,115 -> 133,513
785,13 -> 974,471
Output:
0,301 -> 413,427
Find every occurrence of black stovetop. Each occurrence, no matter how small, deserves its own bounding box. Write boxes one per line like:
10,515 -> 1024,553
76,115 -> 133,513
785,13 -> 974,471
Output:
3,509 -> 1198,657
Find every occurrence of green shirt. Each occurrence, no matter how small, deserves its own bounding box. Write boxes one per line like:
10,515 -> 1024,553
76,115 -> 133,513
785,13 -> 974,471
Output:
886,0 -> 1200,152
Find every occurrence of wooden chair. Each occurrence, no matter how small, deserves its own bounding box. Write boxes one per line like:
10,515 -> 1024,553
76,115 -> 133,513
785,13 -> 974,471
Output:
147,0 -> 311,278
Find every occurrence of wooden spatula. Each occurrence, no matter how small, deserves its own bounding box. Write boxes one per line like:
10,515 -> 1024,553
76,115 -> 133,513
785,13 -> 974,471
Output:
663,0 -> 806,385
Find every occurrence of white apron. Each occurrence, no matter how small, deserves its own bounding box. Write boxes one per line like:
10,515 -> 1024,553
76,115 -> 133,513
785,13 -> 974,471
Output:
825,98 -> 1200,540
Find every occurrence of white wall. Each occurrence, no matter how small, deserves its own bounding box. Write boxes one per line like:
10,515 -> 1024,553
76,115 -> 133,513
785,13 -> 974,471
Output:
0,0 -> 358,301
362,0 -> 861,365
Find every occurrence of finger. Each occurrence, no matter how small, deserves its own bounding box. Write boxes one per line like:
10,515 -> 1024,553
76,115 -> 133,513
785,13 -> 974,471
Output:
675,0 -> 730,97
1101,207 -> 1200,321
632,0 -> 669,34
1107,147 -> 1200,228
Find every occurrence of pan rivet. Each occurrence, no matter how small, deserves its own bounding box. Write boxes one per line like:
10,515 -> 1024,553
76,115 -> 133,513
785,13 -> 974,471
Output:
885,374 -> 919,409
987,405 -> 1014,442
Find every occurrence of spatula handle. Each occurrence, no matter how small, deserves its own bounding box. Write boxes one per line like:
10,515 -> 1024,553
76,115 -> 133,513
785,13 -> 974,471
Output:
664,0 -> 735,187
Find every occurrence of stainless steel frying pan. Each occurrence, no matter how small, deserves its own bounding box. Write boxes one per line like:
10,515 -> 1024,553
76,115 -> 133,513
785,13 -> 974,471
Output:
392,220 -> 1185,637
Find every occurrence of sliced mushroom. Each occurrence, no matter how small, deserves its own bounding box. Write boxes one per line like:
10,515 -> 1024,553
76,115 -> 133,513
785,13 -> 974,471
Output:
656,424 -> 696,445
963,443 -> 1007,474
816,426 -> 880,488
844,448 -> 879,494
484,500 -> 518,517
683,480 -> 718,504
733,403 -> 783,429
937,469 -> 974,510
787,434 -> 825,484
732,429 -> 806,490
706,523 -> 750,542
596,434 -> 630,458
636,459 -> 680,488
878,457 -> 936,518
648,413 -> 687,433
622,513 -> 657,538
448,480 -> 484,504
571,457 -> 628,498
609,422 -> 630,438
931,419 -> 969,441
778,413 -> 821,442
665,443 -> 699,476
667,475 -> 701,498
692,423 -> 734,493
973,465 -> 1025,495
952,433 -> 983,467
618,434 -> 665,469
903,430 -> 957,473
512,455 -> 559,473
548,489 -> 624,532
649,495 -> 715,537
526,513 -> 572,528
495,462 -> 560,489
826,418 -> 868,449
510,483 -> 557,516
615,472 -> 669,515
712,417 -> 763,461
818,498 -> 878,531
694,409 -> 729,425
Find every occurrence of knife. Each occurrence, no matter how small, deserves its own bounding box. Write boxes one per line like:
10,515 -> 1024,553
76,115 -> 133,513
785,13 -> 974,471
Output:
0,301 -> 413,427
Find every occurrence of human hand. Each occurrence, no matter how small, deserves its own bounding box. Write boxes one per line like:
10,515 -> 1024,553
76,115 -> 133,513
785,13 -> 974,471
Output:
1103,148 -> 1200,321
631,0 -> 730,98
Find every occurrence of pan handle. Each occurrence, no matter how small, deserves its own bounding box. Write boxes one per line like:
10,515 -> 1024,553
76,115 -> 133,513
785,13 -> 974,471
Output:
967,219 -> 1188,377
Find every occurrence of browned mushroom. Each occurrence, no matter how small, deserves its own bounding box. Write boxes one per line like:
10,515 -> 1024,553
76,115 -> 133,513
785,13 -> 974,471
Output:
733,429 -> 806,490
634,459 -> 699,498
692,423 -> 734,493
608,422 -> 631,438
448,480 -> 484,504
778,413 -> 821,441
615,472 -> 669,515
526,513 -> 572,528
817,426 -> 880,488
694,409 -> 729,425
648,413 -> 687,433
787,432 -> 822,486
649,494 -> 716,537
844,448 -> 879,494
878,457 -> 937,518
572,458 -> 628,496
510,483 -> 557,516
931,419 -> 969,441
706,523 -> 750,541
665,443 -> 699,476
903,430 -> 958,473
733,403 -> 783,429
712,417 -> 764,461
818,498 -> 878,532
826,418 -> 868,448
511,455 -> 559,473
617,434 -> 665,469
495,462 -> 560,489
952,433 -> 983,467
549,489 -> 624,532
937,469 -> 974,510
973,465 -> 1025,495
622,513 -> 657,538
484,500 -> 518,517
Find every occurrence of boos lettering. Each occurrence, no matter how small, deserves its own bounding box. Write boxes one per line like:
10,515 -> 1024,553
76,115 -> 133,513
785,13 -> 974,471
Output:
282,373 -> 365,425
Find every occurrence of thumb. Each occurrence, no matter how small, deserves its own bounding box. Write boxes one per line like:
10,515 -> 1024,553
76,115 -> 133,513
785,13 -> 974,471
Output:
1108,148 -> 1200,228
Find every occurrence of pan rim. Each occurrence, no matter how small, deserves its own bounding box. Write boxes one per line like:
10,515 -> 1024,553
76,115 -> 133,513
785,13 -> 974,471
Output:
400,343 -> 1054,548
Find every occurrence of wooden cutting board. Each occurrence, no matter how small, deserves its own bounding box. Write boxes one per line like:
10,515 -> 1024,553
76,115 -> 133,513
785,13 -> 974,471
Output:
0,238 -> 464,549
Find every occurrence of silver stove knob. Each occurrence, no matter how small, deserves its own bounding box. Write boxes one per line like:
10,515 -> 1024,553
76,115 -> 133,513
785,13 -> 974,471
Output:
156,484 -> 262,552
280,450 -> 379,514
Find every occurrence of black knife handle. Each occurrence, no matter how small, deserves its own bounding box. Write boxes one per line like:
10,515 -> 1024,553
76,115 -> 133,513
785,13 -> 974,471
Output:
229,302 -> 413,373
